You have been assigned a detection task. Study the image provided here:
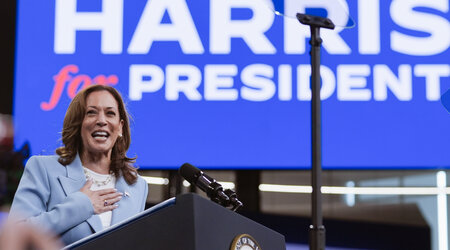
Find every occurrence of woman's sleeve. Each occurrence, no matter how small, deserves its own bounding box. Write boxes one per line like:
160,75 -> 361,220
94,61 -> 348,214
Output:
9,156 -> 94,235
140,177 -> 149,211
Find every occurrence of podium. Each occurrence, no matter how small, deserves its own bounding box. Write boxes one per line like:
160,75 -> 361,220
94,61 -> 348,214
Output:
66,193 -> 286,250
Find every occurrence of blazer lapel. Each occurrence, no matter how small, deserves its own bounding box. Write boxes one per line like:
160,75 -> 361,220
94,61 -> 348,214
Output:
57,154 -> 85,197
111,176 -> 130,225
57,154 -> 103,233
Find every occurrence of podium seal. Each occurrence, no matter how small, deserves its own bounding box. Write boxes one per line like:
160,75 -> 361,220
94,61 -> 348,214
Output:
230,234 -> 261,250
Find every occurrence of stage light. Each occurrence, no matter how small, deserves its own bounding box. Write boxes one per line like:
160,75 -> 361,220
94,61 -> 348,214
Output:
141,176 -> 169,185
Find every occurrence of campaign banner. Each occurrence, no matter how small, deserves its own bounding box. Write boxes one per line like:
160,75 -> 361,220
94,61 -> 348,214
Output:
14,0 -> 450,169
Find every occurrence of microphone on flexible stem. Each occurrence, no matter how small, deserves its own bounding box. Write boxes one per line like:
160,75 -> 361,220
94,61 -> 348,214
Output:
179,163 -> 229,206
179,163 -> 243,211
224,189 -> 243,211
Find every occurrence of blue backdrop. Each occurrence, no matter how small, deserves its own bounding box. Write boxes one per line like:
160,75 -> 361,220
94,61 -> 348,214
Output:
14,0 -> 450,169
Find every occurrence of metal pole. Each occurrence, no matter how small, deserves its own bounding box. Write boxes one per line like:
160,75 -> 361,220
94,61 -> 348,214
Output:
309,25 -> 325,250
295,14 -> 334,250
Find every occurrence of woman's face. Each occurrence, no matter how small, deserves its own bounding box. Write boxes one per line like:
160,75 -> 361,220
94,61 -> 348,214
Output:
81,90 -> 123,157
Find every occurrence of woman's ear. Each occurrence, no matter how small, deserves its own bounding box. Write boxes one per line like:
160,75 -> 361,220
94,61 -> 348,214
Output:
119,119 -> 124,137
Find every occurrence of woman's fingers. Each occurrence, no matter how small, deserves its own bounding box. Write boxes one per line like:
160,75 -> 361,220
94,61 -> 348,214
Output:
104,203 -> 120,212
96,203 -> 119,213
91,189 -> 122,214
101,191 -> 123,201
96,188 -> 118,196
102,193 -> 123,205
103,196 -> 122,207
93,199 -> 119,214
79,182 -> 124,214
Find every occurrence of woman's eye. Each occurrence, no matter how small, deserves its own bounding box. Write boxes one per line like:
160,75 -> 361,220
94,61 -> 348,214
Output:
107,111 -> 116,116
87,110 -> 96,115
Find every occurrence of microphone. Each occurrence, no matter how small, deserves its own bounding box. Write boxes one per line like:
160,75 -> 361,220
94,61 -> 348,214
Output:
179,163 -> 243,211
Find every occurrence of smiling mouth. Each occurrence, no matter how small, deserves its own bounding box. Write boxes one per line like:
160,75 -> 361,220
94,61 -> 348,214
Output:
92,131 -> 110,140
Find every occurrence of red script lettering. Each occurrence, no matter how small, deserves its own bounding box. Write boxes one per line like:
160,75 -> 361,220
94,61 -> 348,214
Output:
41,65 -> 118,111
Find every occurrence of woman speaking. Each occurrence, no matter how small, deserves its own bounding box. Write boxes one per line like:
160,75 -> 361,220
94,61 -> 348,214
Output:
9,85 -> 148,245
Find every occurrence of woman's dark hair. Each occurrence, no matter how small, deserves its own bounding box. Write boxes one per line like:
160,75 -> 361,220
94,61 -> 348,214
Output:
56,85 -> 137,184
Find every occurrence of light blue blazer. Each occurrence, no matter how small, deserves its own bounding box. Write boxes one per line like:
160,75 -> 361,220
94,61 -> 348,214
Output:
9,154 -> 148,245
